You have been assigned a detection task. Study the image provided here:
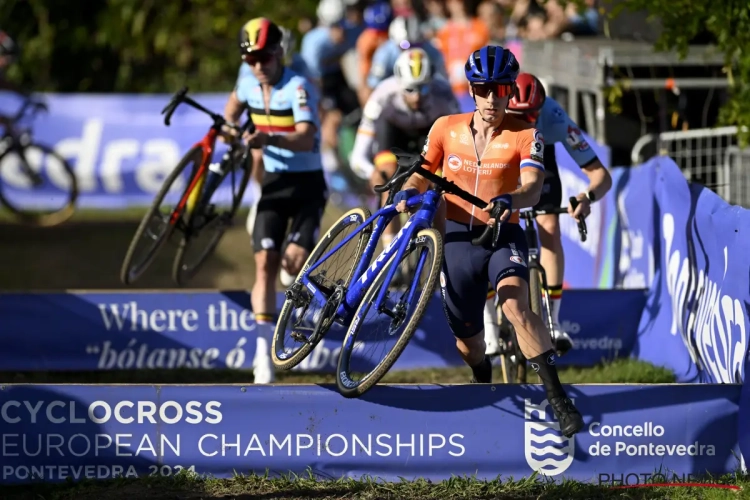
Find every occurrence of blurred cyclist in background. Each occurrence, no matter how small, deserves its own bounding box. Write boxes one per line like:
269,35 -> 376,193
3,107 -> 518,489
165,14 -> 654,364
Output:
356,1 -> 393,106
363,15 -> 447,102
351,47 -> 458,247
482,72 -> 612,357
301,0 -> 362,174
224,18 -> 327,385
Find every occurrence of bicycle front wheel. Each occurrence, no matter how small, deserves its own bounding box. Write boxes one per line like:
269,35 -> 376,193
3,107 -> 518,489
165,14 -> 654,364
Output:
336,228 -> 442,398
0,143 -> 78,227
172,152 -> 252,286
271,207 -> 372,371
120,146 -> 203,285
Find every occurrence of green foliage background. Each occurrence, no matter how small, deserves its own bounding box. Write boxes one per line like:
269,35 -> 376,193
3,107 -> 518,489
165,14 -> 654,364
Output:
0,0 -> 316,93
2,0 -> 749,143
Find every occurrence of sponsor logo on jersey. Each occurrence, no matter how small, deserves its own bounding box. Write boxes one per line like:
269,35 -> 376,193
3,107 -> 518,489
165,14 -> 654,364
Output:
510,255 -> 526,266
447,154 -> 462,172
566,125 -> 591,152
296,85 -> 308,109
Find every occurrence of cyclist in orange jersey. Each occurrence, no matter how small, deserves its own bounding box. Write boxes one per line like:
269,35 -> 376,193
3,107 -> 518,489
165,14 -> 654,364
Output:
393,45 -> 584,438
356,2 -> 392,106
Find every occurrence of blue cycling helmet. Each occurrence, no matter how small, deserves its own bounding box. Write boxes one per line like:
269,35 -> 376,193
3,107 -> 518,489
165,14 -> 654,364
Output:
464,45 -> 519,84
364,2 -> 393,31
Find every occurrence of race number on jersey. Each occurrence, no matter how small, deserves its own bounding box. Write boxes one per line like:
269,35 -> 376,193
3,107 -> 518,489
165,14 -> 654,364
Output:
530,129 -> 544,163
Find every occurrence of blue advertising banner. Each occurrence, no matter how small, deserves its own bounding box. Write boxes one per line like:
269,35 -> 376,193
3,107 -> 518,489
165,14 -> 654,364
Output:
634,157 -> 750,384
0,92 -> 365,210
0,384 -> 740,485
0,289 -> 646,372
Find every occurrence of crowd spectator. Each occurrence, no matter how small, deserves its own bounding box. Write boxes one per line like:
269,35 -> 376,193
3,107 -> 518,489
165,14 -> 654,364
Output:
433,0 -> 489,111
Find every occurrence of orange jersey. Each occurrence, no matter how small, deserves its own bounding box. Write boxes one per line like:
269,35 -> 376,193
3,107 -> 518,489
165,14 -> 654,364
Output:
421,113 -> 545,225
356,28 -> 389,85
434,20 -> 490,95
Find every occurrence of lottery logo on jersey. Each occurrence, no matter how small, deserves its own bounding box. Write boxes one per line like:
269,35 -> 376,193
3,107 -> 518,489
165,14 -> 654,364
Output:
566,125 -> 591,152
531,129 -> 544,163
447,154 -> 462,172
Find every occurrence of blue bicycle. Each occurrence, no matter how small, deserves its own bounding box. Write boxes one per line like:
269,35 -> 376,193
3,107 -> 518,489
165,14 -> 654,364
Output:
271,148 -> 505,397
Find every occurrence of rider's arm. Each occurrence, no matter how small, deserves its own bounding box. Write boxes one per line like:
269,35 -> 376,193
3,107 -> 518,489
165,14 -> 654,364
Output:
550,99 -> 612,202
349,92 -> 382,179
224,88 -> 245,125
510,128 -> 546,209
269,79 -> 320,152
402,116 -> 447,193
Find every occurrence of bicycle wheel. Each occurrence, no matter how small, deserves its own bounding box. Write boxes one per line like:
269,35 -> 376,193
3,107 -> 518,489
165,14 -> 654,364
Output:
0,142 -> 78,227
172,151 -> 251,286
120,146 -> 203,285
336,228 -> 442,398
271,207 -> 372,370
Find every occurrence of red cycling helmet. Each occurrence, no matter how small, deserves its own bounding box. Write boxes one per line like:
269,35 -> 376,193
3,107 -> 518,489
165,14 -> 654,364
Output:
508,72 -> 546,120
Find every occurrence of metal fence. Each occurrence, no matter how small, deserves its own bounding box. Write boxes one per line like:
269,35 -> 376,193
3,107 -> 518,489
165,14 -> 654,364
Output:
631,126 -> 750,207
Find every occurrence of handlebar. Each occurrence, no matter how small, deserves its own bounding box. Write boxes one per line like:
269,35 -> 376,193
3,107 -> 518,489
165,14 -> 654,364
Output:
520,199 -> 588,242
161,87 -> 255,136
9,97 -> 48,124
378,148 -> 588,247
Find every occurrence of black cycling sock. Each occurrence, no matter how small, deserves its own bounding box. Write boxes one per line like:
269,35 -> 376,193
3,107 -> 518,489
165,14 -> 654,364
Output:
470,355 -> 492,383
529,350 -> 566,400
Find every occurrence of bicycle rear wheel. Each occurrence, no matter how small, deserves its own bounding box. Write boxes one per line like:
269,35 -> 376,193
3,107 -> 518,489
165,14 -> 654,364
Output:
172,151 -> 251,286
120,146 -> 203,285
271,207 -> 372,371
336,228 -> 442,398
0,143 -> 78,227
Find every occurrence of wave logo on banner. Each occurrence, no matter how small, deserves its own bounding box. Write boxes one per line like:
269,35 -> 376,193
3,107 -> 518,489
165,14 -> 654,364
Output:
524,398 -> 574,476
663,212 -> 748,383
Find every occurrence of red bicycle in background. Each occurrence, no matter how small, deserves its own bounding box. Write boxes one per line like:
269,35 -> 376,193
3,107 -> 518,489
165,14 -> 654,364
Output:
120,87 -> 254,286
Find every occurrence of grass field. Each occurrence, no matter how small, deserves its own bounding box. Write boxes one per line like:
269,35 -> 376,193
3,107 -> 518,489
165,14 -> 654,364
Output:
0,468 -> 746,500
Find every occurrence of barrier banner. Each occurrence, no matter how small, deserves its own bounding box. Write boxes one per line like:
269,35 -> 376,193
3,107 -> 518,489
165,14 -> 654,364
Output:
0,289 -> 646,372
0,383 -> 740,485
0,92 -> 363,210
634,157 -> 750,384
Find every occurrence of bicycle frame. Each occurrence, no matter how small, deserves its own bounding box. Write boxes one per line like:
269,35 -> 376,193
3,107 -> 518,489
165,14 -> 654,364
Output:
300,188 -> 442,324
168,129 -> 218,225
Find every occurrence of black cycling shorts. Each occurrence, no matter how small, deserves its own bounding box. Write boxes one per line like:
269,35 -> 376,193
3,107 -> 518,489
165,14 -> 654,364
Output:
252,170 -> 328,254
535,144 -> 562,210
374,118 -> 430,158
440,219 -> 530,339
321,69 -> 359,116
